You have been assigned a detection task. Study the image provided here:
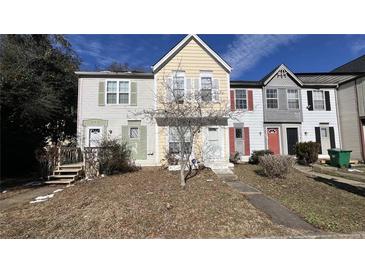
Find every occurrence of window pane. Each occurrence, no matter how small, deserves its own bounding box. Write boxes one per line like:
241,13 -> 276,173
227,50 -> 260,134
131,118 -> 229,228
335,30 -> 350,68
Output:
129,127 -> 139,139
236,90 -> 246,99
287,89 -> 298,99
107,93 -> 117,104
201,77 -> 212,90
119,81 -> 129,92
267,99 -> 278,108
313,90 -> 324,100
314,100 -> 324,110
107,81 -> 117,92
266,89 -> 277,99
119,93 -> 129,104
235,128 -> 242,139
288,100 -> 299,109
201,90 -> 212,102
173,76 -> 184,90
236,99 -> 247,109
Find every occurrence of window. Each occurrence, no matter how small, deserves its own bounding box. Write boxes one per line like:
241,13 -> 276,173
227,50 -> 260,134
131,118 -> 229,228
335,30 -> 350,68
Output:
313,90 -> 325,110
201,76 -> 213,102
129,127 -> 139,139
320,127 -> 328,138
169,127 -> 191,155
287,89 -> 299,109
106,80 -> 130,105
172,72 -> 185,102
235,89 -> 247,109
106,81 -> 117,104
266,89 -> 278,109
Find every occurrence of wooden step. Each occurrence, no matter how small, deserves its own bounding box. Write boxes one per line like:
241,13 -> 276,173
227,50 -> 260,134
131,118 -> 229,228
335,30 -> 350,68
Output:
54,168 -> 82,173
49,174 -> 76,179
45,179 -> 74,184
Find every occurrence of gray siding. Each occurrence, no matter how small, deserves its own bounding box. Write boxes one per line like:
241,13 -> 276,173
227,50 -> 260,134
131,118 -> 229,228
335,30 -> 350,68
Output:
356,76 -> 365,117
337,81 -> 363,160
263,72 -> 302,123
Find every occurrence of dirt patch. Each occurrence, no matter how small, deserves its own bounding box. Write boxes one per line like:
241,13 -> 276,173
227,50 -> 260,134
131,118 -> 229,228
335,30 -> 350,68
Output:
235,164 -> 365,233
0,168 -> 302,238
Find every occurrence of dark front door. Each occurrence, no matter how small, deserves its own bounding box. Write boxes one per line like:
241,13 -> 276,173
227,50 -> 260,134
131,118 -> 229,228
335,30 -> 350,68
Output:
286,128 -> 298,155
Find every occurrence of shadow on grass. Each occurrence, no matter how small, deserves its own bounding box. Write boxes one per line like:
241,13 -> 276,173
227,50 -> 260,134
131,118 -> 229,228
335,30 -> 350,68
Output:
312,176 -> 365,197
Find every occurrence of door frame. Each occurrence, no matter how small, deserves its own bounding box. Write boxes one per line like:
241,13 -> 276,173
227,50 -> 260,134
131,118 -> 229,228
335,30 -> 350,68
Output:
282,124 -> 301,155
264,125 -> 282,154
203,126 -> 224,162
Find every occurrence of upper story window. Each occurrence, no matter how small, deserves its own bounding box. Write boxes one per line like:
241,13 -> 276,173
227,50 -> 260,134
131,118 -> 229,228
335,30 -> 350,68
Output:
172,71 -> 185,103
235,89 -> 247,110
313,90 -> 325,110
106,80 -> 130,105
287,89 -> 299,109
266,89 -> 278,109
200,71 -> 213,102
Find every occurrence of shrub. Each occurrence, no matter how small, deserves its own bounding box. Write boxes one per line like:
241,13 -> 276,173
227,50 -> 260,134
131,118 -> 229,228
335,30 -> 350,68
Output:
249,149 -> 273,164
295,141 -> 320,166
229,152 -> 240,164
97,137 -> 137,175
259,154 -> 295,178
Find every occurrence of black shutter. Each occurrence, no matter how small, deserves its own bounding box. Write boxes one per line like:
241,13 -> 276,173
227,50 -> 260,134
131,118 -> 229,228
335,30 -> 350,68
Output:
307,90 -> 313,111
329,127 -> 336,148
315,127 -> 322,154
325,91 -> 331,111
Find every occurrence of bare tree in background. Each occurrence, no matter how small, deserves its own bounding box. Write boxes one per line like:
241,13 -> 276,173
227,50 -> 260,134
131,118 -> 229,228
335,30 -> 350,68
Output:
142,67 -> 232,188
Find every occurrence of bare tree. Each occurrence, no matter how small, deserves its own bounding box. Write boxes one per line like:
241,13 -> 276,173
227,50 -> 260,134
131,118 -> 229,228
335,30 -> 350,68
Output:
141,66 -> 233,188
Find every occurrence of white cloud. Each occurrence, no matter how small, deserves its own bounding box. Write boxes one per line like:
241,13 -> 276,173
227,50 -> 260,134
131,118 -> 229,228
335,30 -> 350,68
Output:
351,39 -> 365,54
223,35 -> 299,78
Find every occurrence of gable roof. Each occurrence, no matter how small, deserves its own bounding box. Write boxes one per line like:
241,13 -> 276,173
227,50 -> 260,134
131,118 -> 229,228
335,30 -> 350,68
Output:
331,54 -> 365,73
261,64 -> 303,86
152,34 -> 232,73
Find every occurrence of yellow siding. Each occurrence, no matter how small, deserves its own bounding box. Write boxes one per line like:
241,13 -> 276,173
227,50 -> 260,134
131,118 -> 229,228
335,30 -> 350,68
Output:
155,38 -> 230,163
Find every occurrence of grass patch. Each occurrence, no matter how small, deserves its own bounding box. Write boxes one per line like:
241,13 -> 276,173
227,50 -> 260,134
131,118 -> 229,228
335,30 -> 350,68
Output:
234,164 -> 365,233
0,168 -> 300,238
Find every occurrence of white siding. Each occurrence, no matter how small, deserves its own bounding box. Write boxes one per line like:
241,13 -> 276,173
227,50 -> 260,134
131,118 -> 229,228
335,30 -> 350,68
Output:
301,88 -> 341,156
228,88 -> 265,159
77,77 -> 157,166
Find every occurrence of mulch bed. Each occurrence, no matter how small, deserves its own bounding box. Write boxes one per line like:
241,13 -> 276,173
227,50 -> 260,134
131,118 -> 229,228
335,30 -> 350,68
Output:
235,164 -> 365,233
0,167 -> 300,239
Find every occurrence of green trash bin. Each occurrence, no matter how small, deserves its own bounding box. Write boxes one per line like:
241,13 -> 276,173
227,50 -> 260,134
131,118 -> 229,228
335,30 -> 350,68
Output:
327,148 -> 352,168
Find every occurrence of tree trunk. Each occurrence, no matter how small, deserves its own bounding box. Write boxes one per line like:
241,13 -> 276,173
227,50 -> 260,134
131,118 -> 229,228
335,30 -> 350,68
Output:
180,161 -> 186,188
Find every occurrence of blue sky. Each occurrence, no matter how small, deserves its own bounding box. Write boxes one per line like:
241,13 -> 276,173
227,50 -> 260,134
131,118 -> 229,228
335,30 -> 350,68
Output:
67,34 -> 365,80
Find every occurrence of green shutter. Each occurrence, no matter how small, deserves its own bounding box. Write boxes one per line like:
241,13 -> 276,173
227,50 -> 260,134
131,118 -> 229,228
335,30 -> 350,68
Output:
130,81 -> 137,106
98,81 -> 105,106
136,126 -> 147,160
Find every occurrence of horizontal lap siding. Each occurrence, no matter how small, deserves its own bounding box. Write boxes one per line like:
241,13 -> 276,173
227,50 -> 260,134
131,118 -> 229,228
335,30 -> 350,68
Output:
228,89 -> 265,154
77,77 -> 157,165
301,88 -> 341,153
155,38 -> 230,163
337,81 -> 362,159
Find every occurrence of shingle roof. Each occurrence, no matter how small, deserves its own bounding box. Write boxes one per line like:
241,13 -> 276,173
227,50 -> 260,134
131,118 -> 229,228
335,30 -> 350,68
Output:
331,54 -> 365,73
295,73 -> 360,86
230,80 -> 262,88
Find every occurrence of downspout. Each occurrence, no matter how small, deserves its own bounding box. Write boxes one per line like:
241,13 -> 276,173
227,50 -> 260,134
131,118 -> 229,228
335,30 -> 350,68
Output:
334,84 -> 342,149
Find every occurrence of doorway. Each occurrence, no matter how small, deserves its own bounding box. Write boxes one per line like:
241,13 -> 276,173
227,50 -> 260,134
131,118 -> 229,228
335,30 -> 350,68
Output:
286,128 -> 298,155
267,127 -> 280,154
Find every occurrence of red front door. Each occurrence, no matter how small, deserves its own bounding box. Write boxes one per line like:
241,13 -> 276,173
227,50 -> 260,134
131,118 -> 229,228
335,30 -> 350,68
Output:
267,128 -> 280,154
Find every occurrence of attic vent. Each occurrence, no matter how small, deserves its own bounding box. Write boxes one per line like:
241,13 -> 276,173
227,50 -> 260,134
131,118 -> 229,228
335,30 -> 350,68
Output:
277,69 -> 287,78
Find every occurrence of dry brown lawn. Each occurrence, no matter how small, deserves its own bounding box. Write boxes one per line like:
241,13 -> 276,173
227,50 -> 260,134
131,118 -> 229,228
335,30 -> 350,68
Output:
235,164 -> 365,233
0,167 -> 301,238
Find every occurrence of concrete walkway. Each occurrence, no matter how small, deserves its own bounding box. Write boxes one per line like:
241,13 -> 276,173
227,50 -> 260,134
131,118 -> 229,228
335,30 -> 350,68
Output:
294,165 -> 365,197
213,168 -> 319,233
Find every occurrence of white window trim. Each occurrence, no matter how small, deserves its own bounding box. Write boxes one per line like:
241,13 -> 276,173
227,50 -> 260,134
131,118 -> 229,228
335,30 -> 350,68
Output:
312,90 -> 325,111
86,126 -> 103,147
266,88 -> 279,109
235,89 -> 247,110
171,71 -> 186,101
105,79 -> 131,105
286,89 -> 299,110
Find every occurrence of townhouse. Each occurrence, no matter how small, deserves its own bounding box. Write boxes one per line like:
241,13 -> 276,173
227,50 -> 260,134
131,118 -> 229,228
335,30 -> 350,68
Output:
76,34 -> 365,167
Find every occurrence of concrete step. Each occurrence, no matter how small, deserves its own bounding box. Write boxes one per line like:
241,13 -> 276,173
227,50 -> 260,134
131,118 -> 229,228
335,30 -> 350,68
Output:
49,174 -> 76,179
58,163 -> 83,169
54,168 -> 82,173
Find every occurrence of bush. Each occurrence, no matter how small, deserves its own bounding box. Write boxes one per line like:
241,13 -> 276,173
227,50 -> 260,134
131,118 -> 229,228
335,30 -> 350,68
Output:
249,150 -> 273,164
259,154 -> 295,178
97,137 -> 137,175
295,141 -> 320,166
229,152 -> 240,164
